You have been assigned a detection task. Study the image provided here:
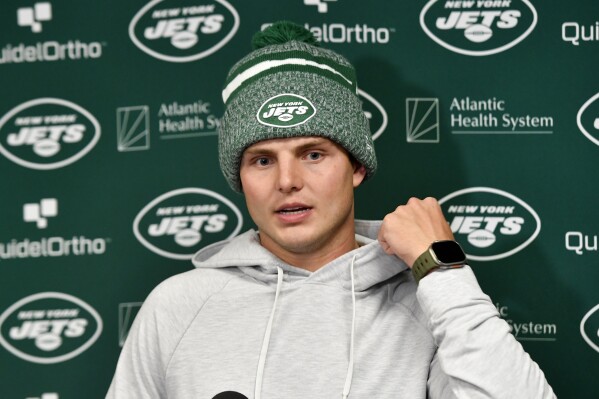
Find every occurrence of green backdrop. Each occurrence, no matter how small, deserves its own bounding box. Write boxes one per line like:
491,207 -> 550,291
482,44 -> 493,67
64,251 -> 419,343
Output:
1,0 -> 597,397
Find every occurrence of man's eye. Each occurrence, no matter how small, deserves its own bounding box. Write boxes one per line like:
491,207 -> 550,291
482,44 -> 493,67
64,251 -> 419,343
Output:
256,157 -> 270,166
307,152 -> 321,160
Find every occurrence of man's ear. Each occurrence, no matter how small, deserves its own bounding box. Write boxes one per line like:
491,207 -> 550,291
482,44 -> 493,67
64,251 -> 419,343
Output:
352,164 -> 366,188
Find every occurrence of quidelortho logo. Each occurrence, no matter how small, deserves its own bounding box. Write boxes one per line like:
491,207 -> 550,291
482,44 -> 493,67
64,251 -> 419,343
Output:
23,198 -> 58,229
562,21 -> 599,46
0,98 -> 101,170
358,89 -> 387,141
129,0 -> 240,63
1,3 -> 104,64
439,187 -> 541,261
133,188 -> 243,260
262,8 -> 395,45
17,2 -> 52,33
581,304 -> 599,353
257,94 -> 317,128
565,231 -> 597,256
0,292 -> 102,364
577,92 -> 599,146
261,22 -> 394,44
304,0 -> 337,13
420,0 -> 537,56
1,198 -> 108,261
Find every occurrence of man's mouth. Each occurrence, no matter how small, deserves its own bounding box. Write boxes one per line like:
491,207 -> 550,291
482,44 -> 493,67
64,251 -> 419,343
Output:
275,204 -> 312,215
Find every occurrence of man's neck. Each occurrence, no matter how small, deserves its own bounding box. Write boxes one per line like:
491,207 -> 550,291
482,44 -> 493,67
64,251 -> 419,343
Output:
259,229 -> 359,272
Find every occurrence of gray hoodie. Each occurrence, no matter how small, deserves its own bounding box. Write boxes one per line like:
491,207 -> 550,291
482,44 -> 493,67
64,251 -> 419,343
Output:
107,221 -> 555,398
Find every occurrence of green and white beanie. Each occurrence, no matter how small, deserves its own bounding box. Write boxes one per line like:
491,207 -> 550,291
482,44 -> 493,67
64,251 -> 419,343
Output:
219,21 -> 377,192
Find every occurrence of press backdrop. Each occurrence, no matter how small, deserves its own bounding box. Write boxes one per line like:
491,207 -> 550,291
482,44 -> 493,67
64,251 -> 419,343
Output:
1,0 -> 598,398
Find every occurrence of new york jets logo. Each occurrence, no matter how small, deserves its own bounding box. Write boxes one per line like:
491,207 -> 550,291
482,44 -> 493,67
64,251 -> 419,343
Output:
133,187 -> 243,260
581,304 -> 599,353
0,98 -> 100,169
577,92 -> 599,147
420,0 -> 538,56
256,94 -> 316,128
129,0 -> 240,63
0,292 -> 103,364
439,187 -> 541,261
358,89 -> 387,141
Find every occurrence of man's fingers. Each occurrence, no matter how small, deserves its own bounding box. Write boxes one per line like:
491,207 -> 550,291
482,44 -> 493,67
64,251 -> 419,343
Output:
378,197 -> 456,263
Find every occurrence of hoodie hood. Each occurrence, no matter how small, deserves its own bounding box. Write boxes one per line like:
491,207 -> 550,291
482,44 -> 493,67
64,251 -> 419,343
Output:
192,220 -> 409,292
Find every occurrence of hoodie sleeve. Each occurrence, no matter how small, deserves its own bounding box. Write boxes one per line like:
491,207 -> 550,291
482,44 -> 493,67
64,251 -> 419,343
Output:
105,283 -> 172,398
416,266 -> 556,399
105,269 -> 236,398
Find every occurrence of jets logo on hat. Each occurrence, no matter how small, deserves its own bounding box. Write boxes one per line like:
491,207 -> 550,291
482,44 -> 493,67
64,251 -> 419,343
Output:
256,94 -> 316,128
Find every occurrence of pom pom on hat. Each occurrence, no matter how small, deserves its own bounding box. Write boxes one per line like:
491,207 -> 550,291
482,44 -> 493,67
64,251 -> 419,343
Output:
251,21 -> 319,49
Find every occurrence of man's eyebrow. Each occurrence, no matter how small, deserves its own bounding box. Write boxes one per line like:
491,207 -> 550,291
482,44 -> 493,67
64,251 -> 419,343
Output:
294,138 -> 330,153
243,138 -> 331,157
243,147 -> 275,157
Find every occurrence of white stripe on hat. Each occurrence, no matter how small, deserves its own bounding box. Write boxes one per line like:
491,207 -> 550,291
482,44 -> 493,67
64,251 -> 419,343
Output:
222,58 -> 354,104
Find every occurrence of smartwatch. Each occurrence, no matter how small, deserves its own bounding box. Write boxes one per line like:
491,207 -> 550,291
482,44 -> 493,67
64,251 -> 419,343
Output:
412,240 -> 466,283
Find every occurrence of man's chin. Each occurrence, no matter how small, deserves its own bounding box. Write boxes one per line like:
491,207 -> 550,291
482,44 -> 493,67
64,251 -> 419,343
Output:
264,232 -> 323,255
277,237 -> 320,254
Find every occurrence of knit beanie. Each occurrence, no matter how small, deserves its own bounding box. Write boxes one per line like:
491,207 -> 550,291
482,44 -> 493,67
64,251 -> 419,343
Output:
218,21 -> 377,192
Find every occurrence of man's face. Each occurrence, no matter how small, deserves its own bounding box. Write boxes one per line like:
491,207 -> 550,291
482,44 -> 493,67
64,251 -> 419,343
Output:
240,136 -> 366,259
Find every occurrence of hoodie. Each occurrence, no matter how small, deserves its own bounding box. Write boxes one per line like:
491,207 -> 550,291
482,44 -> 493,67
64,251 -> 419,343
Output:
107,220 -> 555,399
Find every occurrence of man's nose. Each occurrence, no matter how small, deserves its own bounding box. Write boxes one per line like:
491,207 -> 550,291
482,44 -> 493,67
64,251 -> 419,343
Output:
276,158 -> 303,193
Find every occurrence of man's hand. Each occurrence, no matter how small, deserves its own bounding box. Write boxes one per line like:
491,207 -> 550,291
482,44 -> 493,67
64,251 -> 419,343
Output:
378,197 -> 455,268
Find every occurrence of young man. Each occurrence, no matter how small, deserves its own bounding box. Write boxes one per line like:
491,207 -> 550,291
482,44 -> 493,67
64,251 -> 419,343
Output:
107,22 -> 555,398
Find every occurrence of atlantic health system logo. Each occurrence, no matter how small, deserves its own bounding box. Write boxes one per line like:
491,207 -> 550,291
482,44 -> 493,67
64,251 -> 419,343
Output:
118,302 -> 143,347
406,98 -> 439,143
117,106 -> 150,151
420,0 -> 538,56
133,188 -> 243,260
129,0 -> 240,62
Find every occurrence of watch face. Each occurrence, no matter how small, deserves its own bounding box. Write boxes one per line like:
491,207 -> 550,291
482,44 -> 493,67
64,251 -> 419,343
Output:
432,240 -> 466,264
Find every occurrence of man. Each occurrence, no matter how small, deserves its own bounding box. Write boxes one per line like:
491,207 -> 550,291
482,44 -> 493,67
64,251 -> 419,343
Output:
107,22 -> 555,398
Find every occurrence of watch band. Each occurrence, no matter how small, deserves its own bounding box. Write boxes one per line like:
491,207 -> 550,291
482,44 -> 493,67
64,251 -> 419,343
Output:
412,240 -> 466,283
412,249 -> 438,283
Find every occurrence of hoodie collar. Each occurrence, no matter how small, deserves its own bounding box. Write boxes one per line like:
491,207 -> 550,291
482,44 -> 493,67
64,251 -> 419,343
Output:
192,220 -> 409,292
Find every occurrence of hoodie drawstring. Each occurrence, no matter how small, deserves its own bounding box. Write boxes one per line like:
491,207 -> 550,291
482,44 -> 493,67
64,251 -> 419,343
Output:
342,254 -> 357,399
255,266 -> 283,399
254,256 -> 358,399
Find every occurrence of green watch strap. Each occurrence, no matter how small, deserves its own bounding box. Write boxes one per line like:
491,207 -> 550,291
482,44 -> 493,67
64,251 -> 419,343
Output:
412,240 -> 466,283
412,249 -> 437,283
